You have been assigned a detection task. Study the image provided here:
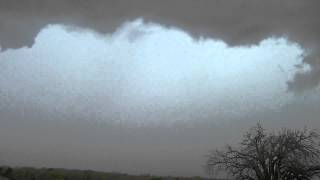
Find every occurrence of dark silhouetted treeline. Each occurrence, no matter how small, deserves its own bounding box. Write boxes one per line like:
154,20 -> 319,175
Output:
0,166 -> 224,180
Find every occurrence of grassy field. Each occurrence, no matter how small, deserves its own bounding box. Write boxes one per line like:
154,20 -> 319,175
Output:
0,166 -> 223,180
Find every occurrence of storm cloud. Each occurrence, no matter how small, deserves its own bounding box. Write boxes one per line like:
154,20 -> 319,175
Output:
0,20 -> 319,176
1,1 -> 320,177
0,0 -> 320,91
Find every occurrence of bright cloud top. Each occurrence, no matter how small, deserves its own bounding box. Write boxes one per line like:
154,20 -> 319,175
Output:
0,19 -> 306,124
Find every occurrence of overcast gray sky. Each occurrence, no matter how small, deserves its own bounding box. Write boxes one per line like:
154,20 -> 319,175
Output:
0,0 -> 320,177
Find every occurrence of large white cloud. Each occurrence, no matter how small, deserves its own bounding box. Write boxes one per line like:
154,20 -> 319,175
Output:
0,19 -> 320,177
1,0 -> 320,91
0,21 -> 307,124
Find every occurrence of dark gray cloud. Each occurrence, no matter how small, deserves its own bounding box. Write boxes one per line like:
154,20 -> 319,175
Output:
1,95 -> 320,176
0,0 -> 320,91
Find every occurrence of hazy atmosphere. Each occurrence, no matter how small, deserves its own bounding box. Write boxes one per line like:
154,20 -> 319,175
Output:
1,0 -> 320,177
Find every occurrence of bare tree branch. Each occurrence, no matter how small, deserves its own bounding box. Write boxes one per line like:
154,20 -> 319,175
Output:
206,123 -> 320,180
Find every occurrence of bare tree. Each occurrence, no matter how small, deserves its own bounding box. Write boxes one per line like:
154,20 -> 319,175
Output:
206,124 -> 320,180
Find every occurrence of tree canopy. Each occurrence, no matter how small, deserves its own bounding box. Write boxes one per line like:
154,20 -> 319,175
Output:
206,124 -> 320,180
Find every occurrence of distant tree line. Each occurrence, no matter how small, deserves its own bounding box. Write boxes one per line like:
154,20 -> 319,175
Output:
0,166 -> 215,180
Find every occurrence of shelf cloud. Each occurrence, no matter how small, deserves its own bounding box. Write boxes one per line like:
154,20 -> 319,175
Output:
1,0 -> 320,91
1,1 -> 320,176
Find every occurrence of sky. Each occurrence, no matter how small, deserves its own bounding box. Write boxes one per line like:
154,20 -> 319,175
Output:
0,0 -> 320,177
